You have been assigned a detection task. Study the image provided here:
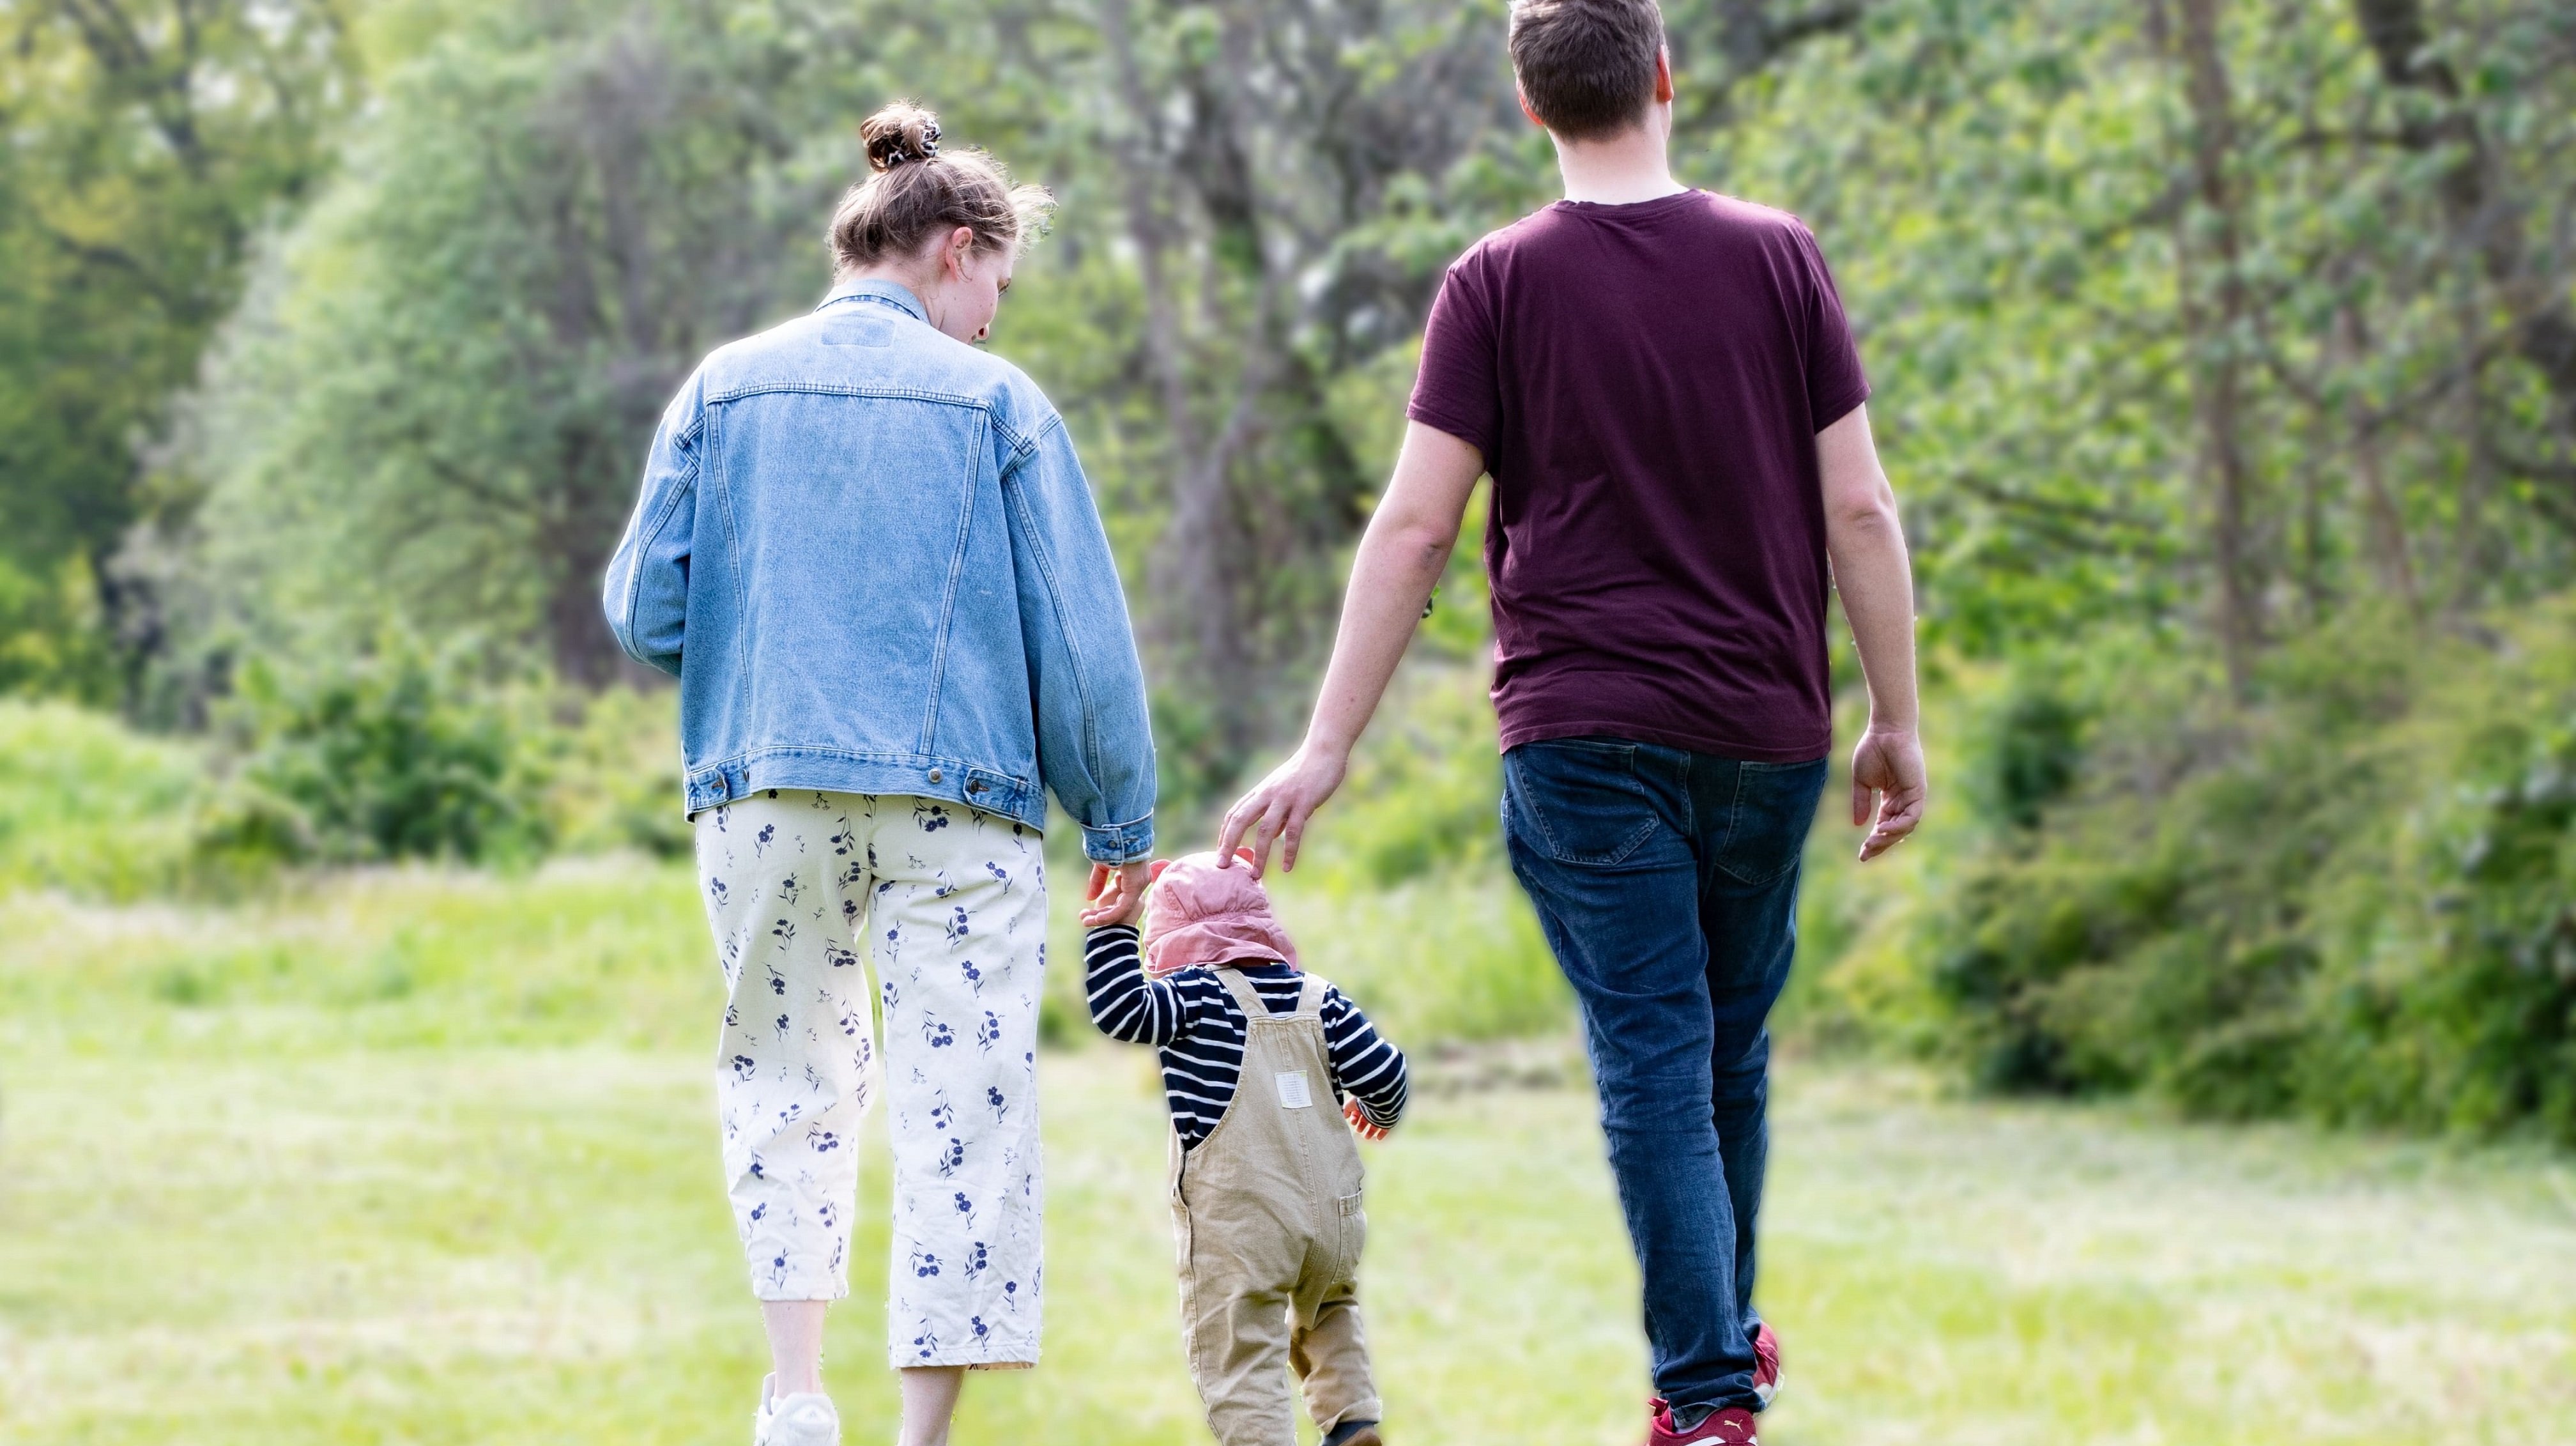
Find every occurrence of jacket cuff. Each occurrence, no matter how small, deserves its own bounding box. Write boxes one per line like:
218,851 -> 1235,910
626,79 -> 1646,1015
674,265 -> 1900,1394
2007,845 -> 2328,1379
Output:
1081,814 -> 1155,865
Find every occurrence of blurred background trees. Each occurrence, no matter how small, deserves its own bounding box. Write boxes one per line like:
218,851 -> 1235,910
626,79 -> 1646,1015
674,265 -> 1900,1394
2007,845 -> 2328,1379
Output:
3,0 -> 2573,1140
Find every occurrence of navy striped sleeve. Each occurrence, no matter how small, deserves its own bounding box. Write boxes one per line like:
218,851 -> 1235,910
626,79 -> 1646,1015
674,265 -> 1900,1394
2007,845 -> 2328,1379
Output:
1319,986 -> 1408,1130
1084,927 -> 1182,1046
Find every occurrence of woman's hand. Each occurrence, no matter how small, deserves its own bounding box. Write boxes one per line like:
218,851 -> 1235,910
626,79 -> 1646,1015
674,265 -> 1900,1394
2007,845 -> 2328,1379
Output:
1081,860 -> 1151,927
1343,1098 -> 1389,1141
1216,742 -> 1351,876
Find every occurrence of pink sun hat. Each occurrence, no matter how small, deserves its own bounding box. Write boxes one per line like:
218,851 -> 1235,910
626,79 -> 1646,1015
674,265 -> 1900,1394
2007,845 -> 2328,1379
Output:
1140,850 -> 1301,978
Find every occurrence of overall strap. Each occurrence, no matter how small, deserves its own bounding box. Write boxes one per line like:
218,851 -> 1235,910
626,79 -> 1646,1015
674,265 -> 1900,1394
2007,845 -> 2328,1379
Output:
1292,974 -> 1327,1019
1213,965 -> 1273,1020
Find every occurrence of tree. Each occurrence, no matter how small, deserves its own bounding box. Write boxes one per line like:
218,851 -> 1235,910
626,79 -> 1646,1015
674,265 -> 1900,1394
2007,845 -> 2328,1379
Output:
0,0 -> 355,701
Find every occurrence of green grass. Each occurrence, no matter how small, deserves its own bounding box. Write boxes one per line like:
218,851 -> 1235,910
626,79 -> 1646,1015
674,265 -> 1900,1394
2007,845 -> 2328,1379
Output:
4,863 -> 2574,1443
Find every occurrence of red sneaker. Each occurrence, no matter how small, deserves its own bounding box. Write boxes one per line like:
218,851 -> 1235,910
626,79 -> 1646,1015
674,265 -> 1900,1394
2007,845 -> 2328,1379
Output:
1752,1321 -> 1781,1408
1645,1399 -> 1758,1445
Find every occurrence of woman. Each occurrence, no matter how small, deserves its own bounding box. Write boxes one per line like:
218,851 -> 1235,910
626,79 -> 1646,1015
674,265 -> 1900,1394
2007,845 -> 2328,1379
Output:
604,102 -> 1156,1446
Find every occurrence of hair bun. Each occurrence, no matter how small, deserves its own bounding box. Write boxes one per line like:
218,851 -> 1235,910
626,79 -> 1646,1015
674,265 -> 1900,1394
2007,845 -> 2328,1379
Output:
862,101 -> 942,172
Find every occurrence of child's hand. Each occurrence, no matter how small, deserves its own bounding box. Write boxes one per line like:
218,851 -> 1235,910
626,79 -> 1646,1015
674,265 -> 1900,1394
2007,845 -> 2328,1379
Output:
1343,1098 -> 1389,1141
1081,860 -> 1151,928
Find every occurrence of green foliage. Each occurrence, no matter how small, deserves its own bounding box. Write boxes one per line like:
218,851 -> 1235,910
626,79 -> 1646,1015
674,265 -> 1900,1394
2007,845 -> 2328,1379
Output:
1923,602 -> 2576,1144
0,699 -> 205,898
210,644 -> 548,866
0,0 -> 356,695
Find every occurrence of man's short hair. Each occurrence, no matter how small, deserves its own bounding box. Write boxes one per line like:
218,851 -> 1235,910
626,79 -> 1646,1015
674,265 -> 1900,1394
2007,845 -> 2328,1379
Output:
1508,0 -> 1665,141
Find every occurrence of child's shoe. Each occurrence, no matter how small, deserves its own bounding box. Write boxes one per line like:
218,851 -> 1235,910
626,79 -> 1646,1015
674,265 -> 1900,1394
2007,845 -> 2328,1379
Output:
1646,1399 -> 1758,1445
1322,1420 -> 1383,1446
1752,1321 -> 1781,1407
752,1374 -> 841,1446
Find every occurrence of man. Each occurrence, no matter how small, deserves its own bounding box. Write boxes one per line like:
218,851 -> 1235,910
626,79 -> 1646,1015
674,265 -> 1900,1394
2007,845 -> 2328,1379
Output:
1215,2 -> 1926,1442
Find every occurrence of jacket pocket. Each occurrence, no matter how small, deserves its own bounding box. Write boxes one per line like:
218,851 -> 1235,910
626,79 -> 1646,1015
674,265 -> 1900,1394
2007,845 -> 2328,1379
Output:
1503,739 -> 1659,866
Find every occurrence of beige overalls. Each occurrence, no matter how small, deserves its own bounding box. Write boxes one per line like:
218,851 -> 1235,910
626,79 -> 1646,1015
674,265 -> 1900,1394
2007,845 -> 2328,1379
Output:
1169,969 -> 1382,1445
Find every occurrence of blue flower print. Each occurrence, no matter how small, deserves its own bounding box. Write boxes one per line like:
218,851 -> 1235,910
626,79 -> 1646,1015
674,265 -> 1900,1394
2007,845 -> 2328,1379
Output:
841,896 -> 861,927
882,978 -> 901,1010
985,862 -> 1011,893
770,917 -> 796,947
923,1017 -> 955,1049
809,1127 -> 841,1153
778,874 -> 803,907
749,1201 -> 767,1223
952,1190 -> 976,1225
959,959 -> 983,996
724,1004 -> 740,1028
945,906 -> 970,946
755,823 -> 776,856
969,1315 -> 992,1346
774,1013 -> 792,1037
914,801 -> 951,833
910,1245 -> 940,1279
937,1137 -> 966,1176
708,877 -> 729,906
963,1240 -> 989,1278
1002,1279 -> 1019,1312
928,1091 -> 957,1132
986,1086 -> 1008,1121
824,942 -> 859,970
767,966 -> 786,996
831,820 -> 857,856
976,1011 -> 1001,1052
911,1323 -> 940,1360
837,1004 -> 864,1038
815,1201 -> 836,1229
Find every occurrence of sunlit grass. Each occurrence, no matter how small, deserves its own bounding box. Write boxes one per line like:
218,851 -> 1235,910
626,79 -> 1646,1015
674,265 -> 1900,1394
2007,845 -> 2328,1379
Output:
4,864 -> 2573,1444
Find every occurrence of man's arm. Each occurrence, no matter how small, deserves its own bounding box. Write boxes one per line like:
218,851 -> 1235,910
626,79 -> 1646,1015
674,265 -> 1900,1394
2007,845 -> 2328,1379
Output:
1818,403 -> 1928,861
1216,422 -> 1485,873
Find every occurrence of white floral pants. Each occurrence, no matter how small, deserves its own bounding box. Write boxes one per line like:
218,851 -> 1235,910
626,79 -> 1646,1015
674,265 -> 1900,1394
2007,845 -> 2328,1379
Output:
696,788 -> 1048,1368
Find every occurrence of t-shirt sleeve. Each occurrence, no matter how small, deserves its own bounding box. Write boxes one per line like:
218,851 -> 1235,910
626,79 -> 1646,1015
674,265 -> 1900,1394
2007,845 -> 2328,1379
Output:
1795,224 -> 1871,430
1405,253 -> 1501,462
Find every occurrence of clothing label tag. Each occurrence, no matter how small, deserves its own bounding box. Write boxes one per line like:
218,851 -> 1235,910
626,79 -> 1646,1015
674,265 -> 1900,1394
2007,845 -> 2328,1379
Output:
1275,1070 -> 1314,1109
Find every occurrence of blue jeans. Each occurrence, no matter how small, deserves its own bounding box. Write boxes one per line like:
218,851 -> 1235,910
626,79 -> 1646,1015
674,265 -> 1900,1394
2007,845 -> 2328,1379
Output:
1502,737 -> 1827,1417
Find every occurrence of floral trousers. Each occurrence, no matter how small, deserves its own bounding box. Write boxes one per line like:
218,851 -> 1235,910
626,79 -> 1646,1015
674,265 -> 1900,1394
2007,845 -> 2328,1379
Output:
696,788 -> 1048,1368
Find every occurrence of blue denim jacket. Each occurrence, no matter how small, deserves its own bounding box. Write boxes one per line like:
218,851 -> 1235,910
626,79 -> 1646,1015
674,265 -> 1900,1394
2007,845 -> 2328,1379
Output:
604,280 -> 1156,863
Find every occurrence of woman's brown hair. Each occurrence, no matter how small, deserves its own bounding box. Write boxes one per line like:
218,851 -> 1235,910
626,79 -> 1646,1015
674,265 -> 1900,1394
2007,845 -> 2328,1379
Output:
828,102 -> 1054,275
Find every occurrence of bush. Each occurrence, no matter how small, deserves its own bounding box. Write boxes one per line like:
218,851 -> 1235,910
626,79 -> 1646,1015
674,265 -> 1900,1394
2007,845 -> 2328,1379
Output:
208,643 -> 549,866
1919,601 -> 2576,1144
0,700 -> 205,898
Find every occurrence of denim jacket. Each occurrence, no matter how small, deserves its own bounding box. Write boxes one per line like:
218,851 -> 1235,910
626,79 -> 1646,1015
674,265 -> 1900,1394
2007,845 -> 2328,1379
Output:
604,280 -> 1156,863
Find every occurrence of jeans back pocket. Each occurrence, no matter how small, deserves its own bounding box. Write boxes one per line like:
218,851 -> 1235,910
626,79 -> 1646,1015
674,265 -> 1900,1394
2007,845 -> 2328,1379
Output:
1503,739 -> 1660,866
1713,758 -> 1829,886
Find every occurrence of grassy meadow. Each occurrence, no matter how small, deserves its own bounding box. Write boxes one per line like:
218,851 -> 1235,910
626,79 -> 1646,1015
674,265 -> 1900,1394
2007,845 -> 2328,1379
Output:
4,859 -> 2573,1445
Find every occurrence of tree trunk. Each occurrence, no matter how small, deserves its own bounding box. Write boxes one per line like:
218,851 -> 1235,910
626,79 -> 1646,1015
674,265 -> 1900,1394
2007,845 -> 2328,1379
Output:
2167,0 -> 2264,694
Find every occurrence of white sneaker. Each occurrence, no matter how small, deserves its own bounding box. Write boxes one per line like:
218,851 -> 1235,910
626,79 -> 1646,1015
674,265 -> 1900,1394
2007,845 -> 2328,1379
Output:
753,1374 -> 841,1446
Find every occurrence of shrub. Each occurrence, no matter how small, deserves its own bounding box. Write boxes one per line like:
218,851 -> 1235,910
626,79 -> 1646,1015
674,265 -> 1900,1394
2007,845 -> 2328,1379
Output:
0,700 -> 204,898
1920,601 -> 2576,1144
209,642 -> 548,865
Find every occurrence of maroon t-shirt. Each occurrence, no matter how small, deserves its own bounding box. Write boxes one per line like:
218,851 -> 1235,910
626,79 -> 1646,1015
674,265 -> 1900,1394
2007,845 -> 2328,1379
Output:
1407,190 -> 1869,762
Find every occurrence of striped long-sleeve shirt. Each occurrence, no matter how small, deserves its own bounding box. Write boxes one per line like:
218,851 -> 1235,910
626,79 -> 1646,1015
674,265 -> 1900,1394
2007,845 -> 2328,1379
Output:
1084,926 -> 1407,1148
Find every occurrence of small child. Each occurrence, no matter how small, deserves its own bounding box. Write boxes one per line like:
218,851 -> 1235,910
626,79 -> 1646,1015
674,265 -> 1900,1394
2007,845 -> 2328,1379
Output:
1086,850 -> 1407,1446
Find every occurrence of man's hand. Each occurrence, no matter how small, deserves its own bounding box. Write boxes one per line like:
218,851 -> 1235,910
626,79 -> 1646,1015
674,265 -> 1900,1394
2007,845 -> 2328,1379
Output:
1081,859 -> 1151,927
1216,742 -> 1351,876
1343,1098 -> 1389,1141
1850,726 -> 1927,861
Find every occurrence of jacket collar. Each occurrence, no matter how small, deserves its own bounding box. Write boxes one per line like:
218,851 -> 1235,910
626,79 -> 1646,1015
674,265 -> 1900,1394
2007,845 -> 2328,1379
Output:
818,278 -> 928,322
